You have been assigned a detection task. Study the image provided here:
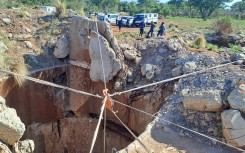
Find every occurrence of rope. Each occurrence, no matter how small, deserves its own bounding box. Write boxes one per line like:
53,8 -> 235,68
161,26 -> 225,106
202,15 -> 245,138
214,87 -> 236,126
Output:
111,60 -> 242,96
0,70 -> 102,99
104,107 -> 106,153
111,110 -> 152,153
89,97 -> 107,153
95,21 -> 107,89
111,99 -> 245,152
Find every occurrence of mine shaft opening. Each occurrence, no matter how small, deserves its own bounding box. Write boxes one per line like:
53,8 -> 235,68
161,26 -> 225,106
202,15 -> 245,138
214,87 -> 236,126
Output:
0,65 -> 174,153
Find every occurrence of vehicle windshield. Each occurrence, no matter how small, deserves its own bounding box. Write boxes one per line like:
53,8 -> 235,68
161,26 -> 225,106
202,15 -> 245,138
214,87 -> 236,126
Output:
110,15 -> 118,18
134,15 -> 146,19
122,17 -> 128,19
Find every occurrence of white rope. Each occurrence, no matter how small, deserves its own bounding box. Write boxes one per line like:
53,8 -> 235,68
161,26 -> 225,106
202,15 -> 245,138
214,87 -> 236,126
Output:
111,99 -> 245,152
104,107 -> 106,153
111,110 -> 152,153
95,21 -> 107,89
111,60 -> 242,96
89,97 -> 107,153
0,70 -> 102,99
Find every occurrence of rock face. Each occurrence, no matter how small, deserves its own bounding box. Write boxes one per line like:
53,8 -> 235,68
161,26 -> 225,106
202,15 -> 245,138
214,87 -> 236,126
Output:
221,109 -> 245,147
54,36 -> 69,58
0,96 -> 25,145
183,90 -> 223,112
89,31 -> 121,82
227,84 -> 245,113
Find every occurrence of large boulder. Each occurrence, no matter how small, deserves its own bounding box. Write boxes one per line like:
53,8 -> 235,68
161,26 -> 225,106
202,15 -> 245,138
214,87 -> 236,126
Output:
14,139 -> 35,153
172,66 -> 182,77
89,31 -> 121,82
0,107 -> 25,145
182,62 -> 197,74
124,49 -> 137,61
54,36 -> 69,58
230,53 -> 245,62
221,109 -> 245,147
141,64 -> 155,80
2,18 -> 11,24
0,143 -> 11,153
227,84 -> 245,113
183,90 -> 223,112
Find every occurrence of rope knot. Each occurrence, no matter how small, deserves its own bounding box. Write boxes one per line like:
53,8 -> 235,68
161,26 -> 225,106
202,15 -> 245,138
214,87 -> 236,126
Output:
103,89 -> 113,110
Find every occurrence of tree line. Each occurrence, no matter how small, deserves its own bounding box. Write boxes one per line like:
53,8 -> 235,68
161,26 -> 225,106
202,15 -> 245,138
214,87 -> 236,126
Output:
7,0 -> 245,19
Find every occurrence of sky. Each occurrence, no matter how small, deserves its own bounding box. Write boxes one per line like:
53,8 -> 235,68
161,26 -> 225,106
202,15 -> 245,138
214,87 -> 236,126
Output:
120,0 -> 242,6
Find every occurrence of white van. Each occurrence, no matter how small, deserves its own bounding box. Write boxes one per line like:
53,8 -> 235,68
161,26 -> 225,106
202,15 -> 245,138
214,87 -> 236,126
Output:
98,14 -> 119,25
106,14 -> 119,25
133,13 -> 158,26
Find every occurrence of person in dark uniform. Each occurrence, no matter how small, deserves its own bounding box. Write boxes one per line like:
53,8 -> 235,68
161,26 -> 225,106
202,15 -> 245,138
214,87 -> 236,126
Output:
126,18 -> 130,27
118,19 -> 122,32
139,21 -> 145,37
147,21 -> 156,38
157,22 -> 165,37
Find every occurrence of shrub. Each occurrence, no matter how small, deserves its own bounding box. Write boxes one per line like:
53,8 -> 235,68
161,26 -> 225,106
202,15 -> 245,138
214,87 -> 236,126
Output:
213,17 -> 233,34
18,10 -> 26,18
229,44 -> 242,53
192,35 -> 206,49
11,62 -> 29,87
206,43 -> 218,51
55,1 -> 66,18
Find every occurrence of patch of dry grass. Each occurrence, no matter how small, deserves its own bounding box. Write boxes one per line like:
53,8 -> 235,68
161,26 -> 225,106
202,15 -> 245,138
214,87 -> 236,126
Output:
11,61 -> 29,87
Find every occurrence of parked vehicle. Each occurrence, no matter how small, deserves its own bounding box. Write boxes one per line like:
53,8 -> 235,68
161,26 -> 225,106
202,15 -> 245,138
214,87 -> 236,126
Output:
133,13 -> 158,26
97,13 -> 106,21
106,14 -> 119,25
121,16 -> 134,26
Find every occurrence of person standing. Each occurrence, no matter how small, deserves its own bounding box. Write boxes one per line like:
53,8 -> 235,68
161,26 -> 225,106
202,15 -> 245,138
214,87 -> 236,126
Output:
147,21 -> 155,38
139,21 -> 145,37
118,19 -> 122,32
126,18 -> 130,27
157,22 -> 165,37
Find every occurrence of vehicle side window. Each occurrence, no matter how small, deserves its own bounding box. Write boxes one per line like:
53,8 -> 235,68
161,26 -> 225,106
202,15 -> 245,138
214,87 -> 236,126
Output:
149,14 -> 151,17
154,14 -> 157,17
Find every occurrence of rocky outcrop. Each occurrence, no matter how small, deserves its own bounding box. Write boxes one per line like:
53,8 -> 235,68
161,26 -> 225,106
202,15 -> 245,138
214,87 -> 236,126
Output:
0,97 -> 25,145
89,31 -> 121,82
54,36 -> 69,58
221,109 -> 245,147
227,84 -> 245,113
183,90 -> 223,112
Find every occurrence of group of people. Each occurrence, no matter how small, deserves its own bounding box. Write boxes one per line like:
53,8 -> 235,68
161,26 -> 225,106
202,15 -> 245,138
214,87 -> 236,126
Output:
140,21 -> 165,38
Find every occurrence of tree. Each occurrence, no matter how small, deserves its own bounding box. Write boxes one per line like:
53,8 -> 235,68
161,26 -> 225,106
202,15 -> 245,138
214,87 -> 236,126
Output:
158,4 -> 172,18
189,0 -> 232,19
100,0 -> 120,14
231,1 -> 245,13
137,0 -> 158,12
168,0 -> 184,15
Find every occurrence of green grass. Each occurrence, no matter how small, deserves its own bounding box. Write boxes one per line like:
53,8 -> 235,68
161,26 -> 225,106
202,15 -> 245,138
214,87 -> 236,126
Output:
167,17 -> 245,33
206,43 -> 219,52
229,44 -> 242,53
